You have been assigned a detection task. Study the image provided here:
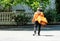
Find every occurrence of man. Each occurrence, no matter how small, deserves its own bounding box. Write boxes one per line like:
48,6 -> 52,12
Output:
32,8 -> 47,36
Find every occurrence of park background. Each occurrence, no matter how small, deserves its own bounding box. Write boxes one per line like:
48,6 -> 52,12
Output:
0,0 -> 60,25
0,0 -> 60,41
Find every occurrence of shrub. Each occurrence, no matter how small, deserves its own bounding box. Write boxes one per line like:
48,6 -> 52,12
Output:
56,14 -> 60,22
14,13 -> 31,25
44,9 -> 57,23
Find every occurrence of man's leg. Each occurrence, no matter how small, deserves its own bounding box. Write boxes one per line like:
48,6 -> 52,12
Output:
38,24 -> 41,36
33,26 -> 37,34
33,21 -> 37,36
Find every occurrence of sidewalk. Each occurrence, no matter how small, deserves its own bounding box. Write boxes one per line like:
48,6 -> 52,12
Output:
0,31 -> 60,41
0,25 -> 60,41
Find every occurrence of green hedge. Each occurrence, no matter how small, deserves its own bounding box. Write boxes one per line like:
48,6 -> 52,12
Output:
13,13 -> 31,25
44,9 -> 60,23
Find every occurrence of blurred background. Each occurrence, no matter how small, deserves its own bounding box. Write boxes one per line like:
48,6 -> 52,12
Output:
0,0 -> 60,30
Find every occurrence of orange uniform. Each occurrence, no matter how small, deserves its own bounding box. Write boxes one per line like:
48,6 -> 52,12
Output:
32,11 -> 48,26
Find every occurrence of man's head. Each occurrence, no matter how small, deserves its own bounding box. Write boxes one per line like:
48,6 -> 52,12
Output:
37,8 -> 43,12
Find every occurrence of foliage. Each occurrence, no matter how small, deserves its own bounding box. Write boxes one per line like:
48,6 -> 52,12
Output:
0,0 -> 12,11
56,14 -> 60,22
44,0 -> 60,23
13,13 -> 31,25
55,0 -> 60,14
0,0 -> 49,12
44,9 -> 57,23
22,0 -> 50,12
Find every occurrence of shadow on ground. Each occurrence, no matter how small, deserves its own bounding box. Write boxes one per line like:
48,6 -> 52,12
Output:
40,35 -> 54,37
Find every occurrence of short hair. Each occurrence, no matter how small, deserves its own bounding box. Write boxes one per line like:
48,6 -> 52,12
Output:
37,8 -> 43,12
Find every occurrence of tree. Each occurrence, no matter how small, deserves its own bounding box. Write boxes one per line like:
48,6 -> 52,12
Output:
55,0 -> 60,14
0,0 -> 49,12
21,0 -> 50,12
0,0 -> 13,11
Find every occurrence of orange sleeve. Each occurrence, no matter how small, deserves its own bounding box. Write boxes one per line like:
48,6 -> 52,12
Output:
32,13 -> 36,22
32,12 -> 38,23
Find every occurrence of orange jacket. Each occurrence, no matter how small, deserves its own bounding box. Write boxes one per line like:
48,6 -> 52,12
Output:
32,11 -> 48,25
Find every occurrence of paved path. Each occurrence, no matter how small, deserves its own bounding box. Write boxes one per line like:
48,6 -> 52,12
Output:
0,25 -> 60,41
0,31 -> 60,41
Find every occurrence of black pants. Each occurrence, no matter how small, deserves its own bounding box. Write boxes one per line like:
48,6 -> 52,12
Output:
34,21 -> 41,35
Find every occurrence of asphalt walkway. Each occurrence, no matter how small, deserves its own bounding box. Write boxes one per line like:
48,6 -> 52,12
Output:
0,25 -> 60,41
0,31 -> 60,41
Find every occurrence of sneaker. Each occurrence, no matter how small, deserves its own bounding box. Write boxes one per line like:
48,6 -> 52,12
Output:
38,34 -> 40,36
33,34 -> 36,36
